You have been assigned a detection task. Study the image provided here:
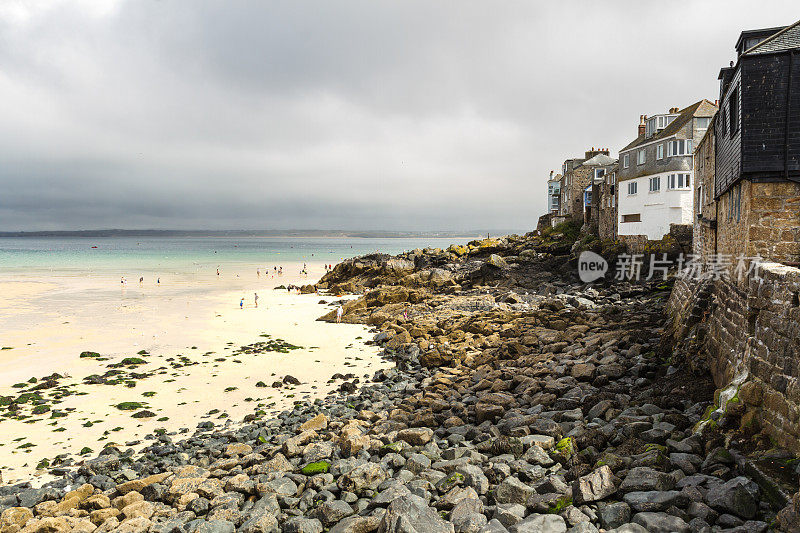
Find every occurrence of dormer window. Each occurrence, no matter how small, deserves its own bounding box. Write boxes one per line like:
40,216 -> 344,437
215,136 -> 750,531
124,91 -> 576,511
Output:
645,114 -> 679,138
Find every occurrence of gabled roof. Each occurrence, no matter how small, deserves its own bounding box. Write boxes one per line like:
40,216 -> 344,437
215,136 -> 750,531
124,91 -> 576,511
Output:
743,20 -> 800,55
620,100 -> 718,153
578,153 -> 617,167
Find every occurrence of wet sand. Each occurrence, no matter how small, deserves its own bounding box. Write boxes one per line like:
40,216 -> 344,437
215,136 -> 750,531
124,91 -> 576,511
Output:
0,263 -> 385,484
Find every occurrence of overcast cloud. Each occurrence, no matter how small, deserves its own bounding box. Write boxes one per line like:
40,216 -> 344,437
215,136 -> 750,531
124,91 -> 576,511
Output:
0,0 -> 797,231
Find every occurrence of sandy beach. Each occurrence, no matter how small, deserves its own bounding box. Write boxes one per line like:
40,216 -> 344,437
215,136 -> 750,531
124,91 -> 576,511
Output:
0,262 -> 386,485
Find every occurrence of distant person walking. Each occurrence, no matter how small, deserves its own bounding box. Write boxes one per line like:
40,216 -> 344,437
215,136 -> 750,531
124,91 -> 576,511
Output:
217,267 -> 220,276
336,305 -> 343,323
139,276 -> 143,284
257,268 -> 260,277
254,293 -> 259,308
157,277 -> 160,284
240,298 -> 244,309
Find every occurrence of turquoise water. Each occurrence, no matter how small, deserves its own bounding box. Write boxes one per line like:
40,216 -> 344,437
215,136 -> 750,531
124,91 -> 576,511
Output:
0,236 -> 468,274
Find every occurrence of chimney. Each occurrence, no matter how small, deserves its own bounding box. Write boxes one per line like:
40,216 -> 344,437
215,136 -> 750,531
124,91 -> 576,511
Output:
638,115 -> 646,136
549,170 -> 553,179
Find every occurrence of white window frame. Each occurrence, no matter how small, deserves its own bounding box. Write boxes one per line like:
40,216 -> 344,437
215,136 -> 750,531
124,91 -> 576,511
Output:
667,139 -> 694,157
667,173 -> 692,190
637,149 -> 646,165
657,144 -> 664,160
627,182 -> 637,195
649,176 -> 661,193
696,117 -> 711,130
623,154 -> 630,168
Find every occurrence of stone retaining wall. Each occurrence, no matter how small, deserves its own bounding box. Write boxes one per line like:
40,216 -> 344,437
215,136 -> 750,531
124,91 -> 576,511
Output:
666,262 -> 800,453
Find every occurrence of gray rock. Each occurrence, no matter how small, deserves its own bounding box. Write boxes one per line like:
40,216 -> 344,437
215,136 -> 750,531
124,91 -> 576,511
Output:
370,484 -> 412,508
457,465 -> 490,495
340,463 -> 387,494
262,476 -> 298,496
618,467 -> 674,493
622,490 -> 687,512
686,517 -> 712,533
572,466 -> 616,504
566,523 -> 598,533
669,453 -> 702,475
523,446 -> 554,467
189,520 -> 237,533
406,453 -> 432,474
606,525 -> 648,533
283,517 -> 323,533
330,515 -> 384,533
454,513 -> 489,533
508,514 -> 567,533
479,519 -> 510,533
598,501 -> 630,529
705,476 -> 759,519
312,499 -> 354,527
378,494 -> 455,533
631,512 -> 690,533
239,508 -> 280,533
494,503 -> 526,528
495,477 -> 535,505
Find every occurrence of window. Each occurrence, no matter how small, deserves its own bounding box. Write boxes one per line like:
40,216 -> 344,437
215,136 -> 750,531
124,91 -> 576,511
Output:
649,176 -> 661,192
627,182 -> 637,195
728,183 -> 742,222
657,144 -> 664,160
595,168 -> 606,180
611,195 -> 615,208
667,173 -> 691,190
621,213 -> 641,223
729,87 -> 739,135
637,149 -> 646,165
696,117 -> 711,130
666,139 -> 693,157
697,185 -> 703,216
623,154 -> 630,168
720,107 -> 727,136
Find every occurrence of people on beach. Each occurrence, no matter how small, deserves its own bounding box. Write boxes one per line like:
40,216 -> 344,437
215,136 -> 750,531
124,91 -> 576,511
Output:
240,298 -> 244,309
157,277 -> 160,284
254,293 -> 259,307
257,268 -> 260,277
336,305 -> 343,323
217,267 -> 220,276
139,276 -> 143,284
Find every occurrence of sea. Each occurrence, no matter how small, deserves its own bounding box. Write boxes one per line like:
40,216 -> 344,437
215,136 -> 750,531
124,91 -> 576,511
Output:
0,236 -> 473,274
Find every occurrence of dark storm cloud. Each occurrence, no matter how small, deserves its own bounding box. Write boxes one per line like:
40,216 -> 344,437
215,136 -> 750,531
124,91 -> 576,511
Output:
0,0 -> 797,231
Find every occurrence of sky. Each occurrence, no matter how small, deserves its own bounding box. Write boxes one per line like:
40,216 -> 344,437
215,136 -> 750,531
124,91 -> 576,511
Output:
0,0 -> 798,232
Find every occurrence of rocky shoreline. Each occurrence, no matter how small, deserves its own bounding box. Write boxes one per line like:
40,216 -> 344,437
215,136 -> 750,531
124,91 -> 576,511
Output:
1,228 -> 798,532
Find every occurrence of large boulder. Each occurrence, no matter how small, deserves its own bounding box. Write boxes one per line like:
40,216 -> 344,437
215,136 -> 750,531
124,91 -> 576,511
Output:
378,495 -> 454,533
572,466 -> 616,504
705,476 -> 759,519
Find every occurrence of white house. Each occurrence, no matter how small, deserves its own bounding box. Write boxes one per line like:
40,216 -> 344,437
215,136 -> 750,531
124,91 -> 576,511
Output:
616,100 -> 718,240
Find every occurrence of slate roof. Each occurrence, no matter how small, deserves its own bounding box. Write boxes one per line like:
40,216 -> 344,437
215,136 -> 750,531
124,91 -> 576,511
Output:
619,100 -> 718,153
578,154 -> 617,167
743,20 -> 800,55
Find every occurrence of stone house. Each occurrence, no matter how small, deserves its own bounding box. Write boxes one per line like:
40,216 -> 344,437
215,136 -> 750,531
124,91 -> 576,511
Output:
693,114 -> 717,264
667,21 -> 800,459
557,149 -> 615,224
559,148 -> 613,223
617,100 -> 718,240
596,163 -> 619,241
711,22 -> 800,268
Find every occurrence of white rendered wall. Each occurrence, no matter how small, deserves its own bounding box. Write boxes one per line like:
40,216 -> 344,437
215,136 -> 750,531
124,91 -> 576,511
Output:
617,172 -> 693,240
